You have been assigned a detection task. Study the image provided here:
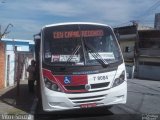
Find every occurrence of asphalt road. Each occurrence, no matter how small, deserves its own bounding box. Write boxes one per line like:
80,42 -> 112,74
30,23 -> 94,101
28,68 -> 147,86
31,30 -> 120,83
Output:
35,79 -> 160,120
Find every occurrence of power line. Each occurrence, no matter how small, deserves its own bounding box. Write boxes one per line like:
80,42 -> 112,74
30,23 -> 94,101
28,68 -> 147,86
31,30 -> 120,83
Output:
114,0 -> 160,28
136,0 -> 160,20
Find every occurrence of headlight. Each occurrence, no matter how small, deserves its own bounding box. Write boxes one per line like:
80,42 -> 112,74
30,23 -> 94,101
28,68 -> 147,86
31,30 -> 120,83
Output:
112,71 -> 125,88
44,77 -> 61,92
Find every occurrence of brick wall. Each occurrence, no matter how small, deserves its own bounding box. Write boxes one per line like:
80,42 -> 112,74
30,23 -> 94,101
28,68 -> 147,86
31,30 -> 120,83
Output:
0,42 -> 5,89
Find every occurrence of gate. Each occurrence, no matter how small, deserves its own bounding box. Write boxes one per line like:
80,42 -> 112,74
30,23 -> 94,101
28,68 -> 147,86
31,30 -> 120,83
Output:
14,52 -> 33,95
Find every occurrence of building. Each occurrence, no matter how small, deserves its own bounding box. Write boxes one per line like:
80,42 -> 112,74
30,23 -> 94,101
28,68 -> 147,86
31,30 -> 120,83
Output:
0,38 -> 34,88
114,24 -> 160,80
154,13 -> 160,30
114,25 -> 137,78
136,30 -> 160,80
0,41 -> 6,89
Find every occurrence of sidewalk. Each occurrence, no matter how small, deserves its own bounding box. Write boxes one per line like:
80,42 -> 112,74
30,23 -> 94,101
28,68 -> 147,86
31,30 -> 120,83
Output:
0,80 -> 37,119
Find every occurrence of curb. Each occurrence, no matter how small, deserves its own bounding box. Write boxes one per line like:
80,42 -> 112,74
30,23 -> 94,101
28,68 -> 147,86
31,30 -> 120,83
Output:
29,97 -> 38,120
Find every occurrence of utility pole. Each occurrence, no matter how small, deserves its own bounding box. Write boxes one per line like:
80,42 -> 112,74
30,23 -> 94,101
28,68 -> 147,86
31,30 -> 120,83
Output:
0,23 -> 13,40
130,20 -> 139,79
130,20 -> 138,27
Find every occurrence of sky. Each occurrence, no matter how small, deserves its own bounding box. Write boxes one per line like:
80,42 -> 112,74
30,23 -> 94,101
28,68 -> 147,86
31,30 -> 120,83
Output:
0,0 -> 160,40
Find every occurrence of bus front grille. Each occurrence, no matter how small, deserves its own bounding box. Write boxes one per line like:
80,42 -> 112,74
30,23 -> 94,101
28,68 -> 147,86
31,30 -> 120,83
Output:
65,85 -> 85,90
69,94 -> 107,104
64,82 -> 110,91
91,82 -> 109,89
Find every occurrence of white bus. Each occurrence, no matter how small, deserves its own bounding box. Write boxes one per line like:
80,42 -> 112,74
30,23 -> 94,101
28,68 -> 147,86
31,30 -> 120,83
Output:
34,22 -> 127,112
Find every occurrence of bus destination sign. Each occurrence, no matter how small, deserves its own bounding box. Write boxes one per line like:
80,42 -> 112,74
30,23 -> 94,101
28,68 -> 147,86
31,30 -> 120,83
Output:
53,30 -> 104,39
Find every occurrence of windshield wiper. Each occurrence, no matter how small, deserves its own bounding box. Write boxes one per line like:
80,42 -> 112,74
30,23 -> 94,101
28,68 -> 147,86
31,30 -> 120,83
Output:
84,41 -> 108,68
66,45 -> 81,64
60,45 -> 81,71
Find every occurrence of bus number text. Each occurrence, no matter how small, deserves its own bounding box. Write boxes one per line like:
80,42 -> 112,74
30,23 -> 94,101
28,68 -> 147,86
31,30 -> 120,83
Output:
93,76 -> 108,81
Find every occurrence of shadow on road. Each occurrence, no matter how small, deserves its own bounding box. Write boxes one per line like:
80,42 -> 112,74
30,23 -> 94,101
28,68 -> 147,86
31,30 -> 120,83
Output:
35,105 -> 142,120
0,84 -> 35,114
35,103 -> 114,120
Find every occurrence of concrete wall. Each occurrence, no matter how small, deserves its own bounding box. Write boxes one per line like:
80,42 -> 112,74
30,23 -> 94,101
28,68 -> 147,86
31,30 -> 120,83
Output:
137,65 -> 160,80
5,51 -> 15,87
136,56 -> 160,80
138,57 -> 160,63
0,42 -> 5,89
119,40 -> 135,60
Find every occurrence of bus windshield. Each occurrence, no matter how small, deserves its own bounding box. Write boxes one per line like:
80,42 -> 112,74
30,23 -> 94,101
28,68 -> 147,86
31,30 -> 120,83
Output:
43,24 -> 122,66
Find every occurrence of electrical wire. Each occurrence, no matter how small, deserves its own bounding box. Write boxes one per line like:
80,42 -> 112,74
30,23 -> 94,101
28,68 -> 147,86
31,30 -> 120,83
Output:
136,0 -> 160,20
114,0 -> 160,28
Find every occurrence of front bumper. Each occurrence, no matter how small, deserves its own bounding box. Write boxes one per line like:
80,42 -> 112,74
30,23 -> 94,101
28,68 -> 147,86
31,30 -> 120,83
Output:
41,81 -> 127,112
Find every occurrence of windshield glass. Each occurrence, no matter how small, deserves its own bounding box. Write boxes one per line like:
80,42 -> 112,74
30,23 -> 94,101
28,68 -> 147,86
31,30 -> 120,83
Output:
43,24 -> 122,66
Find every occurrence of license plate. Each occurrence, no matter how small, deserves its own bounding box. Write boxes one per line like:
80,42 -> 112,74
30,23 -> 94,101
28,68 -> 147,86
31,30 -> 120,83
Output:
80,103 -> 97,108
88,74 -> 109,84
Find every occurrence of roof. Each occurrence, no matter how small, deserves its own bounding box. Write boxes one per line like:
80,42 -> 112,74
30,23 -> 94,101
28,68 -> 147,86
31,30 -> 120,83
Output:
138,30 -> 160,38
114,25 -> 137,35
1,38 -> 34,45
43,22 -> 111,29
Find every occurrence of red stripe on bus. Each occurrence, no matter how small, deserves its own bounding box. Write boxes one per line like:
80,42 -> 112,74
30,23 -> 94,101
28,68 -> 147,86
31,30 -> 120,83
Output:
42,68 -> 88,93
54,75 -> 88,86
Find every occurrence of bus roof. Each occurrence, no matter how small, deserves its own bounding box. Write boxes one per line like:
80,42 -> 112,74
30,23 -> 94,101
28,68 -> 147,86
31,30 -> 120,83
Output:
43,22 -> 111,29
